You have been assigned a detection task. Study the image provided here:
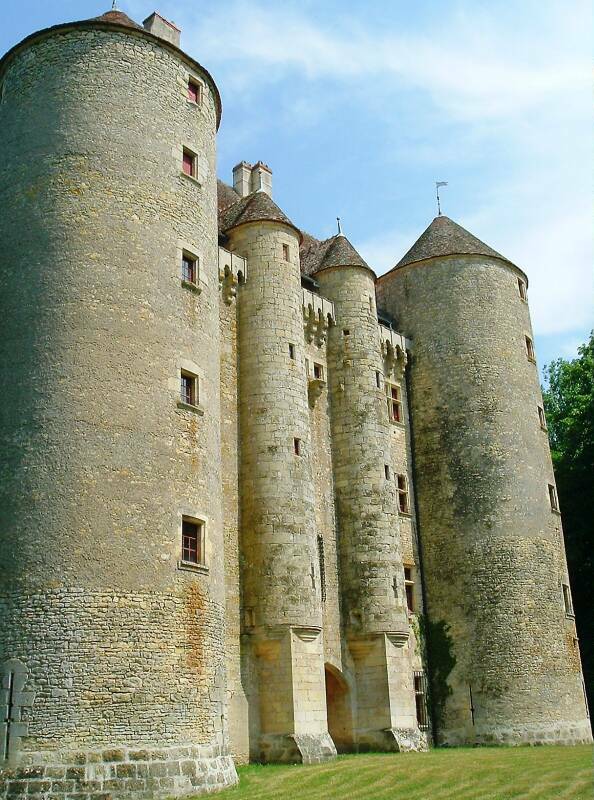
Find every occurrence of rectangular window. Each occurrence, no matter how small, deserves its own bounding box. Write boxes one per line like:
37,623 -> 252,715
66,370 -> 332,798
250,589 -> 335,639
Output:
182,148 -> 196,177
386,383 -> 403,423
538,406 -> 547,430
313,362 -> 324,380
181,252 -> 197,284
562,583 -> 574,616
397,474 -> 410,514
404,565 -> 415,613
376,370 -> 382,389
180,370 -> 198,406
289,343 -> 296,360
294,437 -> 301,456
384,464 -> 391,480
282,243 -> 289,261
518,278 -> 527,301
414,671 -> 429,731
317,535 -> 326,603
525,335 -> 536,362
548,483 -> 559,512
182,517 -> 204,565
187,79 -> 201,104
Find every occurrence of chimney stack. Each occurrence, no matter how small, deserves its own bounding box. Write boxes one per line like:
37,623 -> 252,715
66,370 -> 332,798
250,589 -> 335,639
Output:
232,161 -> 273,198
143,12 -> 181,48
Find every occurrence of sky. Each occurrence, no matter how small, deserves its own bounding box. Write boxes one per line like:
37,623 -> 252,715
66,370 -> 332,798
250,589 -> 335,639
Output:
1,0 -> 592,377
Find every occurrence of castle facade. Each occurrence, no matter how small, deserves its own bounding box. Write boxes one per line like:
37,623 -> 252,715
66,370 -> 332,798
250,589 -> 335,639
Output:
0,9 -> 591,800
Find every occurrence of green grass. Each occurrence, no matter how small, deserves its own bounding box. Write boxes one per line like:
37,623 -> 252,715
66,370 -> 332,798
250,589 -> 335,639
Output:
213,745 -> 594,800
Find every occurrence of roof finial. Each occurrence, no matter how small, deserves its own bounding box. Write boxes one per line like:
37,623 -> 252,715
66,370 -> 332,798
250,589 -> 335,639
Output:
436,181 -> 448,216
111,0 -> 118,8
337,217 -> 343,236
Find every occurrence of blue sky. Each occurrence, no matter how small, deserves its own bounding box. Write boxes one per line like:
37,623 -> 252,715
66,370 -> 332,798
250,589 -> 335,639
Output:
2,0 -> 592,377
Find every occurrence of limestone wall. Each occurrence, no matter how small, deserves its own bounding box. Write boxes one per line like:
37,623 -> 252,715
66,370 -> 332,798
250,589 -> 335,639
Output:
377,254 -> 592,746
0,22 -> 236,798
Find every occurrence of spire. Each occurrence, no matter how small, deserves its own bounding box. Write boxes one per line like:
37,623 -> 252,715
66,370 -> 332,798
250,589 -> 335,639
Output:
395,215 -> 513,270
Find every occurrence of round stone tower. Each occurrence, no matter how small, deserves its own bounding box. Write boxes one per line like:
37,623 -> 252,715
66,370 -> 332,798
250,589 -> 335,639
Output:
221,192 -> 335,764
376,215 -> 592,745
0,10 -> 237,798
315,236 -> 415,751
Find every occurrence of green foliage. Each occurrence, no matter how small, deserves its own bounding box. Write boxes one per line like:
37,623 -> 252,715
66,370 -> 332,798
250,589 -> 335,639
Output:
421,617 -> 455,729
542,331 -> 594,710
213,746 -> 594,800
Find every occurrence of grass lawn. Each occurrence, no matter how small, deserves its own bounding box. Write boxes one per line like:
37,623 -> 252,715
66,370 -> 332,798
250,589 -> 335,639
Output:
213,745 -> 594,800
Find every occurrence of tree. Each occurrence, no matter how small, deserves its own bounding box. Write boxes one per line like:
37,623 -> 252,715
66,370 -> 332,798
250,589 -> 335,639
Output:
542,331 -> 594,715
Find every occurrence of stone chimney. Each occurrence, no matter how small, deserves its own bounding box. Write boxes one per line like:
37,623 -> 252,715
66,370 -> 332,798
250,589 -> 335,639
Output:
232,161 -> 273,198
143,12 -> 181,48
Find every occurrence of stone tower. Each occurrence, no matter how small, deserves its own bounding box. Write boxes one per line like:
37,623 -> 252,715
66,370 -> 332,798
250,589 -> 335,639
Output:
376,215 -> 592,745
315,236 -> 422,751
0,9 -> 237,798
221,192 -> 336,763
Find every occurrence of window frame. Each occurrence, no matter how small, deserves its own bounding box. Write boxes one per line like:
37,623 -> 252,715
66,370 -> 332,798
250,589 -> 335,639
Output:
397,473 -> 411,514
525,335 -> 536,363
313,362 -> 324,381
413,671 -> 430,731
537,405 -> 547,430
562,582 -> 574,617
187,78 -> 202,105
282,243 -> 290,261
182,147 -> 197,179
180,516 -> 206,568
180,369 -> 198,408
548,482 -> 560,512
181,250 -> 198,286
404,564 -> 415,613
386,381 -> 404,424
518,277 -> 527,301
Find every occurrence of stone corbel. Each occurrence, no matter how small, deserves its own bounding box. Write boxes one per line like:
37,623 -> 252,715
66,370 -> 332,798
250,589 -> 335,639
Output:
219,264 -> 238,305
308,378 -> 326,408
382,340 -> 408,379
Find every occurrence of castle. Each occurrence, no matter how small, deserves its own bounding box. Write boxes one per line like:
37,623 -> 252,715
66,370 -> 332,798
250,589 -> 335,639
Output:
0,8 -> 591,800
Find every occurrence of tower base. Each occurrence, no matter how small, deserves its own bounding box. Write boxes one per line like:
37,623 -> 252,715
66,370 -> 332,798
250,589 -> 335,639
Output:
0,741 -> 238,800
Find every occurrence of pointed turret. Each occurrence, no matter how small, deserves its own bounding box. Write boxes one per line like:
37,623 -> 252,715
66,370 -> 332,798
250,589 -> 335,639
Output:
220,190 -> 300,238
315,233 -> 371,273
395,215 -> 512,270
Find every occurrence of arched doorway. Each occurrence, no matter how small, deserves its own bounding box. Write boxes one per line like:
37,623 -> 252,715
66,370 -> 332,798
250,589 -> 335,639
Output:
324,664 -> 354,753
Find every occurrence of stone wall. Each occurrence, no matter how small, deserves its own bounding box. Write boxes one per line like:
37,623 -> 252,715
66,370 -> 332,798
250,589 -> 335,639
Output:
0,22 -> 237,798
377,254 -> 592,746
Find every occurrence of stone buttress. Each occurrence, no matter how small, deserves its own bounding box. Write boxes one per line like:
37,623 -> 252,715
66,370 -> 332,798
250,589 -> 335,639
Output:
222,194 -> 336,764
315,236 -> 424,751
376,215 -> 592,746
0,11 -> 237,799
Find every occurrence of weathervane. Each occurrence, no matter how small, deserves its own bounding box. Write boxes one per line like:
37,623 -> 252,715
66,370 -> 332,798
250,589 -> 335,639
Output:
435,181 -> 448,216
112,0 -> 118,9
336,217 -> 343,236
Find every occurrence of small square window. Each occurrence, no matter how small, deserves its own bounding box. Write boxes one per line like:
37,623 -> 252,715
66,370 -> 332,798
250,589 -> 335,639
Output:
282,243 -> 289,261
180,370 -> 198,407
294,438 -> 301,456
182,148 -> 196,177
289,343 -> 296,360
397,474 -> 410,514
384,464 -> 391,480
182,517 -> 204,565
387,383 -> 403,423
182,252 -> 198,284
313,363 -> 324,380
525,335 -> 536,362
518,278 -> 527,301
187,79 -> 201,104
538,406 -> 547,430
343,329 -> 350,336
548,483 -> 559,512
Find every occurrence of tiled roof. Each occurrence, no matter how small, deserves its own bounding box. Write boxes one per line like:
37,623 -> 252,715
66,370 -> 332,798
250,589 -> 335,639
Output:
220,190 -> 299,237
299,233 -> 371,276
217,180 -> 241,223
93,10 -> 143,29
395,215 -> 511,269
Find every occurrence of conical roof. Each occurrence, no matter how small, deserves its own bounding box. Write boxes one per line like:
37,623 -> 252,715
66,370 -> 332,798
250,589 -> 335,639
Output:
395,215 -> 512,269
314,234 -> 371,274
220,191 -> 300,238
93,10 -> 142,29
